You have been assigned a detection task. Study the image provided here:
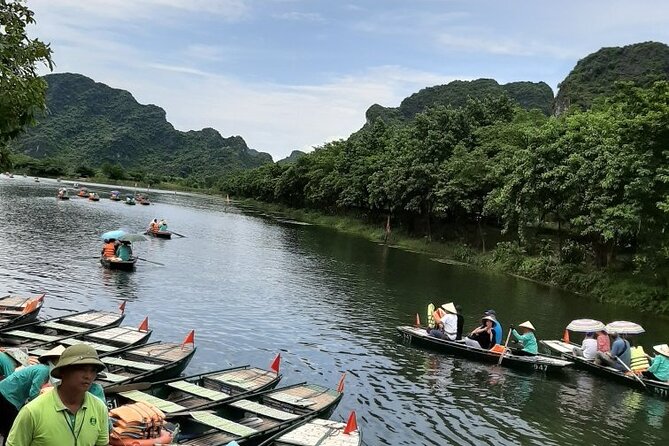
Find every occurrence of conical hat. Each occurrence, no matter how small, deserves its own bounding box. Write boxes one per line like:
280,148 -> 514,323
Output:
441,302 -> 457,314
4,348 -> 29,367
39,345 -> 66,364
518,321 -> 536,331
653,344 -> 669,357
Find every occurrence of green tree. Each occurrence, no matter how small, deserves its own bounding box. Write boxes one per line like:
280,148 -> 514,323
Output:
100,162 -> 126,180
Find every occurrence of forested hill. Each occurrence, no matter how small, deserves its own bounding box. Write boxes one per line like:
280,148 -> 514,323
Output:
365,79 -> 554,124
11,73 -> 272,178
555,41 -> 669,112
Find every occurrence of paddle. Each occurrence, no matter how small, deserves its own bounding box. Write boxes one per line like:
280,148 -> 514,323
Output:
497,328 -> 513,366
136,257 -> 165,266
169,231 -> 187,238
615,356 -> 647,389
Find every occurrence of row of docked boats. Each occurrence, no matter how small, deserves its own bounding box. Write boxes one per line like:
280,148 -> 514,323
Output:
398,312 -> 669,400
0,295 -> 360,445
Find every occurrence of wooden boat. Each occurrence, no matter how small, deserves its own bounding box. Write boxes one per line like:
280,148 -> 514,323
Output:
125,195 -> 136,205
397,326 -> 573,374
0,309 -> 125,346
77,187 -> 88,197
110,191 -> 121,201
101,256 -> 138,271
0,294 -> 45,330
542,340 -> 669,399
107,366 -> 282,415
88,192 -> 100,201
97,341 -> 197,388
146,230 -> 172,239
34,177 -> 39,182
167,382 -> 342,445
259,417 -> 361,446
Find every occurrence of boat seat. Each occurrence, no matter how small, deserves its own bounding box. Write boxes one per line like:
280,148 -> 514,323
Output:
230,400 -> 298,421
119,390 -> 186,413
0,310 -> 24,316
60,338 -> 116,352
102,357 -> 159,371
41,322 -> 88,332
6,330 -> 58,342
167,381 -> 230,401
267,392 -> 316,407
210,372 -> 267,390
189,411 -> 258,436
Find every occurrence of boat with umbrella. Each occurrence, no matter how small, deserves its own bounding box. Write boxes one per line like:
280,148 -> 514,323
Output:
100,231 -> 148,271
110,190 -> 122,201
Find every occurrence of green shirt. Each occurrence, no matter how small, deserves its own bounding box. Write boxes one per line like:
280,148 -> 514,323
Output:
7,386 -> 109,446
0,352 -> 18,378
511,329 -> 538,354
648,354 -> 669,381
0,364 -> 50,410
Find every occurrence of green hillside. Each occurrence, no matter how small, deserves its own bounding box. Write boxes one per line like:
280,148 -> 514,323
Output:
11,73 -> 272,178
555,41 -> 669,112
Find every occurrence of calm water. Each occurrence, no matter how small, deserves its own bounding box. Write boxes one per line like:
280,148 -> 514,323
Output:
1,176 -> 668,445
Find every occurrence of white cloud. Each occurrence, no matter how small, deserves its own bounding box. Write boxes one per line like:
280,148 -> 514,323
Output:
437,33 -> 580,59
273,12 -> 324,22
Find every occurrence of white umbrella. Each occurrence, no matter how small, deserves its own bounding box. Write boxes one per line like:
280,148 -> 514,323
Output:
604,321 -> 645,335
566,319 -> 605,332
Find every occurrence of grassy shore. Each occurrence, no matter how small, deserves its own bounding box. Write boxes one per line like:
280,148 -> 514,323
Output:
238,199 -> 669,315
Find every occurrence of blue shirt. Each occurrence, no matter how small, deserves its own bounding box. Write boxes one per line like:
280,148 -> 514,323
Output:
647,355 -> 669,381
116,244 -> 132,261
610,337 -> 631,367
0,364 -> 50,410
493,321 -> 503,345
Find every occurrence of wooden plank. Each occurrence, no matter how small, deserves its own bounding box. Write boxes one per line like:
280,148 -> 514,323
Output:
41,322 -> 89,333
167,381 -> 229,401
5,330 -> 58,342
277,419 -> 358,446
189,411 -> 258,436
103,357 -> 159,371
229,400 -> 298,421
118,390 -> 186,413
209,368 -> 274,390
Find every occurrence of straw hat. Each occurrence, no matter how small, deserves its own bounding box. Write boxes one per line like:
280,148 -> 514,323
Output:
38,345 -> 66,364
653,344 -> 669,357
481,315 -> 496,323
50,344 -> 105,379
518,321 -> 536,331
441,302 -> 457,314
4,348 -> 29,367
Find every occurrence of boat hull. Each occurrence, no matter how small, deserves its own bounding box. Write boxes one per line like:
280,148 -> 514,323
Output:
147,231 -> 172,239
398,326 -> 572,374
101,257 -> 137,271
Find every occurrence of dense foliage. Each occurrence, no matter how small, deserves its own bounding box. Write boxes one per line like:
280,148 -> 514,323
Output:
0,0 -> 53,170
365,79 -> 554,125
9,73 -> 272,183
222,83 -> 669,309
555,41 -> 669,113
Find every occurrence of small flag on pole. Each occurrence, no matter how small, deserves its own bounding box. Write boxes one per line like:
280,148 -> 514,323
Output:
119,301 -> 127,314
415,313 -> 421,327
138,317 -> 149,332
36,293 -> 45,303
337,372 -> 346,393
343,411 -> 358,434
181,330 -> 195,349
270,354 -> 281,375
562,329 -> 570,344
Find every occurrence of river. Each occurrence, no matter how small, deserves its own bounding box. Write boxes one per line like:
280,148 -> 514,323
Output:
0,176 -> 667,445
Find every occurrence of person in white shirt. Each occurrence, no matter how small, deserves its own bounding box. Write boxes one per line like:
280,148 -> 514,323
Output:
439,302 -> 458,341
573,332 -> 598,360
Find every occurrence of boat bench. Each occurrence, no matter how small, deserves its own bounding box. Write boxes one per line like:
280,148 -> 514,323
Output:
189,411 -> 258,436
119,390 -> 186,413
42,322 -> 89,333
6,330 -> 58,342
103,357 -> 159,371
230,400 -> 298,421
210,371 -> 267,390
167,380 -> 229,401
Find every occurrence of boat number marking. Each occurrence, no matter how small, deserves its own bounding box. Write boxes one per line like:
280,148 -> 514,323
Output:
533,363 -> 548,372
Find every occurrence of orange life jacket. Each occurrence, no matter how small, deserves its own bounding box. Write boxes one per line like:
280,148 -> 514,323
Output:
103,243 -> 116,257
150,223 -> 158,233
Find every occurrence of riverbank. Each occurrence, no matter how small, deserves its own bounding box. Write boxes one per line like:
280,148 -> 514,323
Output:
238,199 -> 669,315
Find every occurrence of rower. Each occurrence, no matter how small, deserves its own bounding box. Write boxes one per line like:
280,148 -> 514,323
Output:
642,344 -> 669,382
510,321 -> 538,356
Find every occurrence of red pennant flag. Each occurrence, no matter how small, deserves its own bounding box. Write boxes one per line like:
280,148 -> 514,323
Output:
562,329 -> 570,344
415,313 -> 421,327
138,317 -> 149,332
270,353 -> 281,375
337,372 -> 346,393
343,411 -> 358,434
181,330 -> 195,349
36,293 -> 46,303
119,301 -> 127,314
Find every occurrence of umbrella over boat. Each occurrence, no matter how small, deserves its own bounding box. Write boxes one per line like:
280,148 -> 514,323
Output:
605,321 -> 645,335
101,229 -> 127,241
566,319 -> 606,333
118,233 -> 148,243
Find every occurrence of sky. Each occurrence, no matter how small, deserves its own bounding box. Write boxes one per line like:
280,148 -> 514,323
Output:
27,0 -> 669,160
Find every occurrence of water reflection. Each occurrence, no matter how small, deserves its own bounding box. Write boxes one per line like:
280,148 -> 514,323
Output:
0,177 -> 667,445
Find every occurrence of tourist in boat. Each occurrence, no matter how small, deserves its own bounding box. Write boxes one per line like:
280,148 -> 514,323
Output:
148,218 -> 158,233
464,316 -> 495,349
101,239 -> 117,258
455,304 -> 464,340
0,349 -> 29,380
510,321 -> 538,356
596,330 -> 610,353
0,346 -> 64,442
6,344 -> 109,446
438,302 -> 458,340
116,240 -> 133,261
484,309 -> 503,345
573,332 -> 598,360
159,219 -> 168,231
594,331 -> 631,371
428,321 -> 446,339
642,344 -> 669,382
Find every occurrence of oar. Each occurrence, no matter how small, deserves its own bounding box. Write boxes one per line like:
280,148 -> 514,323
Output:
136,257 -> 165,266
615,356 -> 647,389
105,381 -> 152,394
169,231 -> 186,238
497,328 -> 513,366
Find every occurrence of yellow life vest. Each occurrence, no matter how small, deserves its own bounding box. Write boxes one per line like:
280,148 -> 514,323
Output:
630,346 -> 649,371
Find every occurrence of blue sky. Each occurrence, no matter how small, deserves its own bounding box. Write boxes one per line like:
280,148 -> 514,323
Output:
29,0 -> 669,160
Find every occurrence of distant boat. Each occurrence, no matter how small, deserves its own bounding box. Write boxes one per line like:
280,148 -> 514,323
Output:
8,173 -> 14,178
57,188 -> 70,200
110,190 -> 121,201
88,192 -> 100,201
73,182 -> 80,188
77,188 -> 88,197
125,195 -> 136,205
34,177 -> 39,183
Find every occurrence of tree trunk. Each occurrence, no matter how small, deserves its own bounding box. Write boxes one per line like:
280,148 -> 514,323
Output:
384,213 -> 391,244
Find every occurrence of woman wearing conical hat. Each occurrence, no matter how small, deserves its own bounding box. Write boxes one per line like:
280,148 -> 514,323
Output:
510,321 -> 538,356
0,348 -> 29,379
642,344 -> 669,382
438,303 -> 458,341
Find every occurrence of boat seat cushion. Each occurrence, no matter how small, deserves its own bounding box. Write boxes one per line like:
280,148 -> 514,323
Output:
230,399 -> 298,421
189,411 -> 258,436
119,390 -> 186,413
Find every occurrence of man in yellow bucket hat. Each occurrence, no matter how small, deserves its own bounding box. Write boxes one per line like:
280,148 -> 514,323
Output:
6,344 -> 109,446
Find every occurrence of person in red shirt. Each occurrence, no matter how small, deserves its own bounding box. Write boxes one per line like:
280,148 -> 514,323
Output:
596,330 -> 610,352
